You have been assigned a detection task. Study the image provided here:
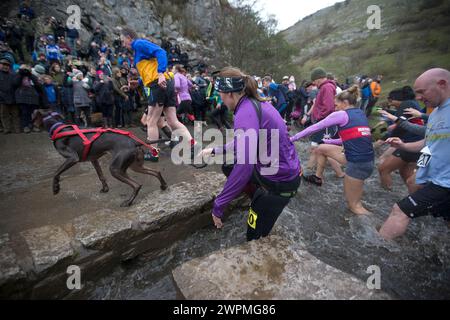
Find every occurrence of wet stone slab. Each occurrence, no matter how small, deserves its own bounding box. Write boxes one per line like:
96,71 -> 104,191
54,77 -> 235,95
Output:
20,226 -> 74,274
0,234 -> 26,287
134,172 -> 226,231
72,209 -> 137,251
172,235 -> 391,300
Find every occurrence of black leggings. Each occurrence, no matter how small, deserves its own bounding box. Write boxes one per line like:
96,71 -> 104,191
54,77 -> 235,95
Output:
222,164 -> 301,241
210,105 -> 231,129
177,100 -> 193,115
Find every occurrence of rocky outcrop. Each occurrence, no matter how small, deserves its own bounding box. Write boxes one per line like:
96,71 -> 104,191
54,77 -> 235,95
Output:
0,172 -> 247,299
1,0 -> 227,62
172,235 -> 391,300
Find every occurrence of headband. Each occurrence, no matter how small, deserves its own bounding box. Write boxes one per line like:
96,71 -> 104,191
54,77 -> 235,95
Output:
215,76 -> 245,93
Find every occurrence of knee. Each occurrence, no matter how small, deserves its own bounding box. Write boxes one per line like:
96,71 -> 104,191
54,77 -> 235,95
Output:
391,204 -> 410,222
147,116 -> 159,126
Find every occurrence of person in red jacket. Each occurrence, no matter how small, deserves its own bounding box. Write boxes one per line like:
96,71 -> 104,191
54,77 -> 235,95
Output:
302,67 -> 344,184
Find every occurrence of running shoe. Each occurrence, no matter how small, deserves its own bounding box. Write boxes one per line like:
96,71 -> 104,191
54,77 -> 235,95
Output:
144,148 -> 160,162
187,114 -> 195,122
302,174 -> 323,186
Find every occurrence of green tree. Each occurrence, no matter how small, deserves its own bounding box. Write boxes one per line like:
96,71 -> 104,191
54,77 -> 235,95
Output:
213,0 -> 296,79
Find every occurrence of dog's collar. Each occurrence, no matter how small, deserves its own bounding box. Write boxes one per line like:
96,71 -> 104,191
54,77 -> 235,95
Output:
49,122 -> 64,138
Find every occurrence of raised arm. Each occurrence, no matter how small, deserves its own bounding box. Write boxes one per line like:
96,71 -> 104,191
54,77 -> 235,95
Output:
290,110 -> 349,142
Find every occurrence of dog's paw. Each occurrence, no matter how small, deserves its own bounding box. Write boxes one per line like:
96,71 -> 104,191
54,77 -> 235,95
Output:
120,200 -> 133,207
53,184 -> 60,195
160,184 -> 168,191
100,186 -> 109,193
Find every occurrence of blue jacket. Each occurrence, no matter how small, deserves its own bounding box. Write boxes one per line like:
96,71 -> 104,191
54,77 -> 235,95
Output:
131,39 -> 168,86
46,44 -> 62,62
361,85 -> 372,100
269,83 -> 287,109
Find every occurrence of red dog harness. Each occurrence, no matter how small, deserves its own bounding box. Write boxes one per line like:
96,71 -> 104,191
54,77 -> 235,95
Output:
51,124 -> 158,161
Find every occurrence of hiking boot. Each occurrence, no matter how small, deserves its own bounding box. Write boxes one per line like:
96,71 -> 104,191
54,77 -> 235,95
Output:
302,174 -> 323,186
23,127 -> 31,134
144,148 -> 160,162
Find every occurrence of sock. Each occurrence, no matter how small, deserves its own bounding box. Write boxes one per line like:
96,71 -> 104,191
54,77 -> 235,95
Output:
161,126 -> 172,139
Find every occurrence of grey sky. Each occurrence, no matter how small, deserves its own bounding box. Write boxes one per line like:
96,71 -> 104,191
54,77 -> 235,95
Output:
255,0 -> 344,30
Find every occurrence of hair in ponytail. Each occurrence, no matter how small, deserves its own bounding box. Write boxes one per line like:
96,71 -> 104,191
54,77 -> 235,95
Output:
336,84 -> 360,106
218,66 -> 265,102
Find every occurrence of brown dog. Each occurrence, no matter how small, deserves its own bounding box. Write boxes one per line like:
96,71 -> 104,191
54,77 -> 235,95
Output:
41,112 -> 168,207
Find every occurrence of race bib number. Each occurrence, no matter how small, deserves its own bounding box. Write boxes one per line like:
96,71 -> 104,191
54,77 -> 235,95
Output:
247,208 -> 258,229
417,146 -> 432,168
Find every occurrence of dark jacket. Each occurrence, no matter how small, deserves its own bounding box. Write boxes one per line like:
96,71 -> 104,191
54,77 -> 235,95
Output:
94,80 -> 114,105
391,100 -> 424,143
61,77 -> 75,112
66,27 -> 79,39
112,76 -> 128,99
13,70 -> 42,106
0,70 -> 16,105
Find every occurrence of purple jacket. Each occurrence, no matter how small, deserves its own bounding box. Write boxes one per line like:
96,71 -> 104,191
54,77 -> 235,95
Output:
212,97 -> 301,218
174,73 -> 192,102
312,80 -> 336,122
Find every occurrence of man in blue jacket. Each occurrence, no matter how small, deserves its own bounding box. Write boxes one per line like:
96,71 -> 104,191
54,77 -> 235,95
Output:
262,75 -> 288,117
121,27 -> 196,163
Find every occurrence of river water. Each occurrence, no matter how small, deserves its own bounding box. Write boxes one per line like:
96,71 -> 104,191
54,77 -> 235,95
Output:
80,142 -> 450,300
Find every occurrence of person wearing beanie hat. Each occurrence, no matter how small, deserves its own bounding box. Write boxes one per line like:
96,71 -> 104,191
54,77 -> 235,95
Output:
311,67 -> 327,82
301,67 -> 344,181
32,64 -> 46,78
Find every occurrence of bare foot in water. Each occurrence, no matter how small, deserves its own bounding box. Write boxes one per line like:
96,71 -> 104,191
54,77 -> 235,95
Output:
349,206 -> 372,215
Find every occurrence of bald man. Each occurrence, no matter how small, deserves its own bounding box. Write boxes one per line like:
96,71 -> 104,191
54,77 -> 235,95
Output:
379,68 -> 450,240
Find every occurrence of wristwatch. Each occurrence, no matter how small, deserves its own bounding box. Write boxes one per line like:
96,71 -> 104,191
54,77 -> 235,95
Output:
395,116 -> 407,124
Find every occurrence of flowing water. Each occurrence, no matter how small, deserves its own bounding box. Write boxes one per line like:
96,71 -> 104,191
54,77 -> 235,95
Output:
79,143 -> 450,300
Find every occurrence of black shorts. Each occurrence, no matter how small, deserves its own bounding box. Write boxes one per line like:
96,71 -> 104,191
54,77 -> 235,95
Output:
147,79 -> 176,108
397,183 -> 450,220
393,149 -> 421,163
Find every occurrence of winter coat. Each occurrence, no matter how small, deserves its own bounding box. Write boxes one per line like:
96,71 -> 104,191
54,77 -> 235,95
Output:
42,83 -> 61,108
0,70 -> 16,105
72,80 -> 92,107
94,80 -> 114,106
13,70 -> 42,106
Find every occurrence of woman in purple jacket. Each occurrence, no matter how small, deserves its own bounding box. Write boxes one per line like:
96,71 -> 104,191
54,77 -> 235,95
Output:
173,65 -> 194,122
200,67 -> 302,241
